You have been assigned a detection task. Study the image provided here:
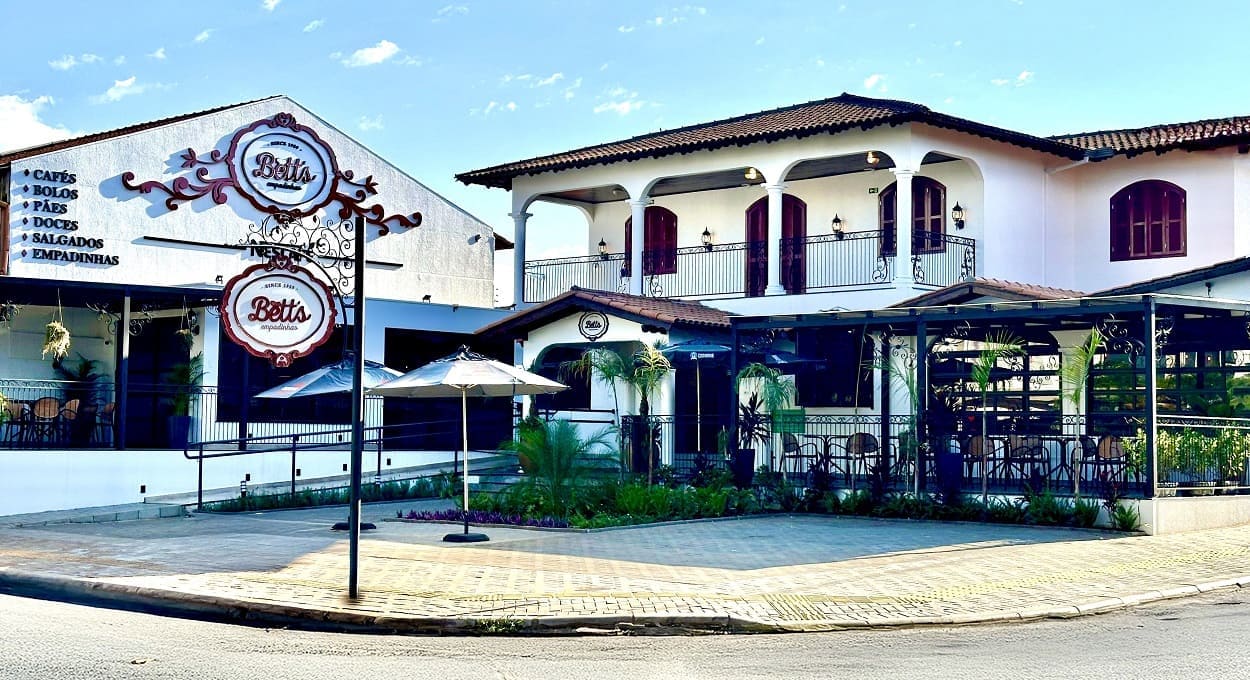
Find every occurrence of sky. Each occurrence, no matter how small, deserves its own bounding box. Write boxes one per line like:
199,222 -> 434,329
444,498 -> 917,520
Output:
4,0 -> 1250,304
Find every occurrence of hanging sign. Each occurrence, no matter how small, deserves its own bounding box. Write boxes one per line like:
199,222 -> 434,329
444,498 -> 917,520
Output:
220,259 -> 338,367
578,311 -> 609,341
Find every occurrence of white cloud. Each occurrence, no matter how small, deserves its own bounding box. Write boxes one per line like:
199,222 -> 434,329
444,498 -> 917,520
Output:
357,115 -> 383,131
863,73 -> 885,91
303,19 -> 324,32
594,99 -> 647,115
943,97 -> 955,104
651,16 -> 665,26
49,55 -> 77,71
435,4 -> 468,20
194,29 -> 213,43
953,40 -> 962,47
618,25 -> 635,33
91,76 -> 154,103
397,55 -> 423,66
563,77 -> 583,100
535,72 -> 564,87
991,78 -> 1010,86
1015,70 -> 1034,86
148,47 -> 166,60
473,100 -> 518,117
113,56 -> 126,65
0,95 -> 75,152
754,36 -> 765,45
814,58 -> 825,68
262,0 -> 281,10
341,40 -> 401,67
81,53 -> 102,64
506,101 -> 517,111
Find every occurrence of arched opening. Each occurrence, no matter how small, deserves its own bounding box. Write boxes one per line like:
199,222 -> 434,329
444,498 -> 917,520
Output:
1110,179 -> 1186,261
745,194 -> 807,296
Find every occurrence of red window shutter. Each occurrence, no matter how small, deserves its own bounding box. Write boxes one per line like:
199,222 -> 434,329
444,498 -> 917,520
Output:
1165,186 -> 1185,255
623,217 -> 633,277
643,207 -> 677,276
1109,191 -> 1130,261
879,184 -> 897,257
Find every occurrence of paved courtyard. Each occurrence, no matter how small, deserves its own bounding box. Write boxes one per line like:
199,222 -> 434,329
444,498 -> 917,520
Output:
0,500 -> 1248,633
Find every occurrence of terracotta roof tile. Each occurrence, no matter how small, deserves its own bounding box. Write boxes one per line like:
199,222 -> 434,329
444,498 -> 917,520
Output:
458,93 -> 1084,189
0,96 -> 284,165
889,278 -> 1085,308
477,287 -> 731,337
1053,116 -> 1250,157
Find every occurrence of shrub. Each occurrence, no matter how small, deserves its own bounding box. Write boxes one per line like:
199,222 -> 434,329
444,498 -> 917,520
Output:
1109,502 -> 1140,531
505,418 -> 616,517
986,497 -> 1027,523
1024,491 -> 1073,526
1072,497 -> 1101,528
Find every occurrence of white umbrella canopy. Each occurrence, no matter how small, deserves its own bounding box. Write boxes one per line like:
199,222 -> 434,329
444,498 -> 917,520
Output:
369,346 -> 567,542
254,358 -> 403,399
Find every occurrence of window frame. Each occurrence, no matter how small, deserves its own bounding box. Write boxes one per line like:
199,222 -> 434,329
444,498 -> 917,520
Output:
1110,179 -> 1187,262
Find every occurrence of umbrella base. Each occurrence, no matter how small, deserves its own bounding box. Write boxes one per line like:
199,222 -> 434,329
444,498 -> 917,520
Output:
443,531 -> 490,543
331,522 -> 377,531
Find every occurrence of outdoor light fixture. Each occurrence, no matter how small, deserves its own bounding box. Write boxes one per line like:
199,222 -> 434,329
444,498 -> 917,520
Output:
866,151 -> 880,165
832,214 -> 845,240
214,275 -> 224,284
701,227 -> 714,251
598,238 -> 608,259
952,202 -> 966,229
744,167 -> 759,181
469,233 -> 482,244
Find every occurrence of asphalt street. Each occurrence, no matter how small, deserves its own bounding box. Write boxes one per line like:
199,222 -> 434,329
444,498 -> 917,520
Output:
1,589 -> 1247,679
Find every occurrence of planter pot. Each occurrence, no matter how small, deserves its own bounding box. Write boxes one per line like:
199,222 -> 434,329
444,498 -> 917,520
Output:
1188,481 -> 1217,497
168,415 -> 193,449
731,449 -> 756,488
1156,481 -> 1178,498
934,446 -> 963,499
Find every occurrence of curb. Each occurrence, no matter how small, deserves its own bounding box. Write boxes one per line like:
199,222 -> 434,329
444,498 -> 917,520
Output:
1,568 -> 1246,636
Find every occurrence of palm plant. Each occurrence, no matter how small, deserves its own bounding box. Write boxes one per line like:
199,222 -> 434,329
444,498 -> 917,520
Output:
166,352 -> 205,417
561,347 -> 630,428
735,362 -> 797,470
507,418 -> 615,517
871,343 -> 921,493
970,329 -> 1024,507
629,343 -> 672,484
1060,330 -> 1103,431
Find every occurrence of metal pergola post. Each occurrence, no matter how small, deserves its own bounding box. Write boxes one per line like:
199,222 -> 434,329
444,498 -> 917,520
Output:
1144,296 -> 1159,498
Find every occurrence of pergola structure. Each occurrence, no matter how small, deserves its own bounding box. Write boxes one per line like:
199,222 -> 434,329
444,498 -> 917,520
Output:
728,294 -> 1250,499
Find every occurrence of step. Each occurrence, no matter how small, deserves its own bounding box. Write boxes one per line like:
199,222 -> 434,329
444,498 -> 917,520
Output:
0,502 -> 187,528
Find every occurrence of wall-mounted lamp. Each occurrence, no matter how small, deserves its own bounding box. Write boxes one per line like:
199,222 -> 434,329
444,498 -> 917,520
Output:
701,227 -> 714,251
951,202 -> 966,229
866,151 -> 880,166
744,167 -> 759,181
214,275 -> 224,285
421,294 -> 432,303
831,214 -> 844,240
598,238 -> 608,259
469,233 -> 482,244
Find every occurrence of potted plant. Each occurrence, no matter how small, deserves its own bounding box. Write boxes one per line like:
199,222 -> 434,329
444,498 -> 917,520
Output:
969,329 -> 1024,507
734,362 -> 797,487
165,352 -> 204,449
54,353 -> 104,446
1060,330 -> 1102,496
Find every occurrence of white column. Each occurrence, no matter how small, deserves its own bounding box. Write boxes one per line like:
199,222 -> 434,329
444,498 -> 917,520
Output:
628,199 -> 648,295
510,211 -> 530,307
764,183 -> 786,295
892,169 -> 915,285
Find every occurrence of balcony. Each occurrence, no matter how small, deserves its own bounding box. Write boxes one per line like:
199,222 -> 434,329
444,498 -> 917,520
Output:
522,231 -> 976,303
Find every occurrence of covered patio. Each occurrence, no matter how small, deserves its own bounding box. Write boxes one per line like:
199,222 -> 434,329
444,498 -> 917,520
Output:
710,293 -> 1250,502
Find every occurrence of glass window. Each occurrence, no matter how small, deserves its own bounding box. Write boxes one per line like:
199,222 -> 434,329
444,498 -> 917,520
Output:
1110,180 -> 1186,261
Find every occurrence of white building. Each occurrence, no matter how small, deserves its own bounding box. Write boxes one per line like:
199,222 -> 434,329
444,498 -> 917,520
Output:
0,96 -> 512,513
462,93 -> 1250,532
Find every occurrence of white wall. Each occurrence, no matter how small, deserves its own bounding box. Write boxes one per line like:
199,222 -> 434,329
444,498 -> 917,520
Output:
1064,149 -> 1236,292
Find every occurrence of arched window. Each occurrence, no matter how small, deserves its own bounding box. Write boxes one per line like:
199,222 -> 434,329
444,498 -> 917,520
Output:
1110,180 -> 1186,261
624,206 -> 678,276
878,177 -> 946,257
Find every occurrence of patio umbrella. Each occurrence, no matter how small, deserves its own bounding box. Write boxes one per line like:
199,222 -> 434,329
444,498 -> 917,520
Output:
370,346 -> 566,542
661,340 -> 731,452
253,357 -> 403,399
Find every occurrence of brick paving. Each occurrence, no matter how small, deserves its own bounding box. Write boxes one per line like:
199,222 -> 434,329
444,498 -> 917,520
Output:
0,503 -> 1248,632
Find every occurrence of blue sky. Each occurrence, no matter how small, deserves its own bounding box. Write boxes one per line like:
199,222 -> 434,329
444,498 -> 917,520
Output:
3,1 -> 1249,302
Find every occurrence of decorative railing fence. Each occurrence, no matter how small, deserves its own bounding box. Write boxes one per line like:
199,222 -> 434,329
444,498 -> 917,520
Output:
782,231 -> 891,291
912,232 -> 976,287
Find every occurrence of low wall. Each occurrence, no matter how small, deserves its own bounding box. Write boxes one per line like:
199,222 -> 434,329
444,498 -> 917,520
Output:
1138,495 -> 1250,535
0,448 -> 485,516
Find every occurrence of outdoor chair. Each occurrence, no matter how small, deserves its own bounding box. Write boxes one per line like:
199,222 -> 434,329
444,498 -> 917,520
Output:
1005,435 -> 1051,481
961,435 -> 1000,480
27,397 -> 62,446
94,402 -> 117,447
843,432 -> 881,484
780,432 -> 820,482
60,399 -> 79,443
1092,435 -> 1129,485
2,401 -> 29,446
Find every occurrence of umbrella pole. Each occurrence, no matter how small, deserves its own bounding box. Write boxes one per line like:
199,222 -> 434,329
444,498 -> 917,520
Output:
462,388 -> 469,535
696,359 -> 702,453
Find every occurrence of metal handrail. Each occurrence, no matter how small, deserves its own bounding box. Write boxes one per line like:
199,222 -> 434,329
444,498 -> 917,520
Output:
183,418 -> 470,509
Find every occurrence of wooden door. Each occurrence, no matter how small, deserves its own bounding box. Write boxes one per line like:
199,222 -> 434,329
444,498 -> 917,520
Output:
745,198 -> 768,297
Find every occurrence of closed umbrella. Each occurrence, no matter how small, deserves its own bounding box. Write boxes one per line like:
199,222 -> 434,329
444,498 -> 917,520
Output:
370,346 -> 566,542
253,357 -> 403,399
661,340 -> 731,452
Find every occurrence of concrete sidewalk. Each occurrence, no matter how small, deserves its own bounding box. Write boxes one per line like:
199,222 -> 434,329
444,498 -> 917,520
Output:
0,501 -> 1247,634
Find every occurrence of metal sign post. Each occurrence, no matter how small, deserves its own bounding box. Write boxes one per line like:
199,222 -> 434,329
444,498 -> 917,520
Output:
347,216 -> 366,599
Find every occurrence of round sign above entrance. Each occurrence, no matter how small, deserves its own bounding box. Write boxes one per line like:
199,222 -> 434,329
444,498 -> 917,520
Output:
578,311 -> 609,341
220,259 -> 338,367
226,113 -> 339,217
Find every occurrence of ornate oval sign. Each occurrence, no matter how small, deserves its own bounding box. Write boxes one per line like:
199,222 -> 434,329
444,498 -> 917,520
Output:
220,260 -> 338,367
578,311 -> 609,341
226,113 -> 338,217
